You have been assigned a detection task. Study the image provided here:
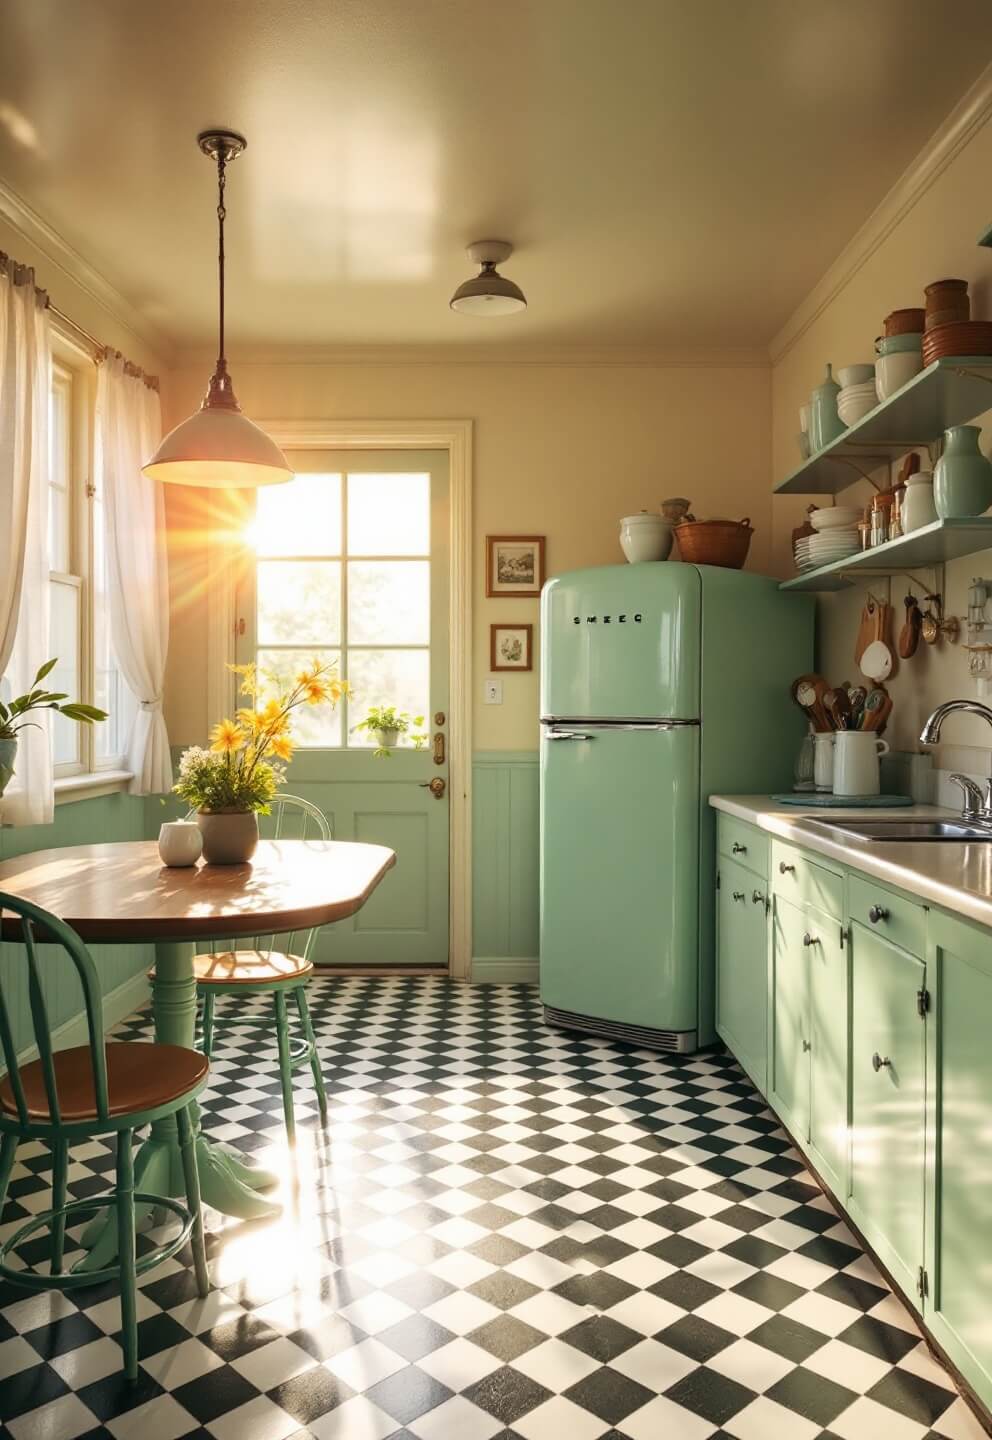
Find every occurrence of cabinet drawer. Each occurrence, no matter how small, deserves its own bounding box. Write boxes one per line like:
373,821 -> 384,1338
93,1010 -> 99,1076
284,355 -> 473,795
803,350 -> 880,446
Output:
771,839 -> 843,918
718,816 -> 768,876
848,874 -> 925,956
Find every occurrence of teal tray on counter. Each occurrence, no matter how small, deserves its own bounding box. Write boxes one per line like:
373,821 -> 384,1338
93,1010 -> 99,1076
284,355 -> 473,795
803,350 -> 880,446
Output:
771,792 -> 914,808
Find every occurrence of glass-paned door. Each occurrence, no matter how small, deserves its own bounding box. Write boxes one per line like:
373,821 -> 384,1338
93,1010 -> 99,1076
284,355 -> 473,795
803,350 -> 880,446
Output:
237,450 -> 449,967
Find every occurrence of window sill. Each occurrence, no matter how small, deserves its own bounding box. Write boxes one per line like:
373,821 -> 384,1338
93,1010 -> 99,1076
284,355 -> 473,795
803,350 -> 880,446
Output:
54,769 -> 134,805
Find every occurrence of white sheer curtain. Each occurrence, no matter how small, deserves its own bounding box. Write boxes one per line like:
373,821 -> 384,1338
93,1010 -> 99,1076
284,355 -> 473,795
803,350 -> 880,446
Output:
0,259 -> 52,826
95,353 -> 171,794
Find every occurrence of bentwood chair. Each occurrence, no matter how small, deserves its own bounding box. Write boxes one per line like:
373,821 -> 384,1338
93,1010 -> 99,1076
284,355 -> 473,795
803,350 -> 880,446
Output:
164,795 -> 330,1145
0,892 -> 210,1380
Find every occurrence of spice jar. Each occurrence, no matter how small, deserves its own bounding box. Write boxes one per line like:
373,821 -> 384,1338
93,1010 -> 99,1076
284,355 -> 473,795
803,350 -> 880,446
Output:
870,494 -> 891,546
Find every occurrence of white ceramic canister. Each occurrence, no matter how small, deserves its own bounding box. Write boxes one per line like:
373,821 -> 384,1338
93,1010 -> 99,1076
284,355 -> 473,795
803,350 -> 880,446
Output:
619,512 -> 673,563
812,732 -> 835,793
901,471 -> 937,532
832,733 -> 890,797
158,819 -> 203,867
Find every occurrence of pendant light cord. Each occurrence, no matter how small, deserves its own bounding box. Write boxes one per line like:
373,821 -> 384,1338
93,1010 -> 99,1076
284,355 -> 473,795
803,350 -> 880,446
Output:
216,150 -> 227,368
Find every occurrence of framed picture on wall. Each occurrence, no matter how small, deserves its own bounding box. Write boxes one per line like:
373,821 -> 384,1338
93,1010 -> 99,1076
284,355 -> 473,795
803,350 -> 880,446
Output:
485,535 -> 546,598
490,623 -> 533,671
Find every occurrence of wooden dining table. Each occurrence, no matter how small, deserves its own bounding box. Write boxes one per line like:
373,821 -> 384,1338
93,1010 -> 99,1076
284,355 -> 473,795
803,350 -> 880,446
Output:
0,837 -> 396,1271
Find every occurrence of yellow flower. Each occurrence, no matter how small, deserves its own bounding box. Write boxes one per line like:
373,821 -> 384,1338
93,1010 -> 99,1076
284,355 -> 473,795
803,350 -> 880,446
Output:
258,698 -> 289,732
209,718 -> 247,753
270,733 -> 295,762
228,662 -> 258,697
303,677 -> 333,705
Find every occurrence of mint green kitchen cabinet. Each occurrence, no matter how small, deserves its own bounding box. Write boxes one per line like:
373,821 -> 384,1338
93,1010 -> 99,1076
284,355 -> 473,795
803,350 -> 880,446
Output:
847,921 -> 926,1307
806,904 -> 849,1197
924,907 -> 992,1402
716,856 -> 768,1089
770,893 -> 810,1140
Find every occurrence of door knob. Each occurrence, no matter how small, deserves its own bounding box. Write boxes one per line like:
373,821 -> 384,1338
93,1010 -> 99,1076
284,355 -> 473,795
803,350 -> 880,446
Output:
872,1052 -> 891,1071
420,777 -> 446,799
868,905 -> 889,924
779,862 -> 795,875
732,842 -> 747,855
732,890 -> 746,902
752,890 -> 765,905
803,932 -> 818,947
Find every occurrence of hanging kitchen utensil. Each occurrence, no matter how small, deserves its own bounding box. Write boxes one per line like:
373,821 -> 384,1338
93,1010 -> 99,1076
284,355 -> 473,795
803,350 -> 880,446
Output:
860,639 -> 893,682
898,594 -> 922,658
855,599 -> 876,666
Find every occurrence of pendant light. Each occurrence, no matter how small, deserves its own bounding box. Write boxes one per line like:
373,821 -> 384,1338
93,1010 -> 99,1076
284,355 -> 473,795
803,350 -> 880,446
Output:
143,130 -> 291,488
450,241 -> 526,316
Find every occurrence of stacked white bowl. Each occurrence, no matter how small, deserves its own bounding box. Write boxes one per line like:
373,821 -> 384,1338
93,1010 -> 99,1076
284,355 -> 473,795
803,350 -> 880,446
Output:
836,364 -> 877,427
798,506 -> 862,571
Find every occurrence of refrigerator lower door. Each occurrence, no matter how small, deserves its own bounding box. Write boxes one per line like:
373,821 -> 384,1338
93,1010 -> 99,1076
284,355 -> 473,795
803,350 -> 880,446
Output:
540,722 -> 700,1051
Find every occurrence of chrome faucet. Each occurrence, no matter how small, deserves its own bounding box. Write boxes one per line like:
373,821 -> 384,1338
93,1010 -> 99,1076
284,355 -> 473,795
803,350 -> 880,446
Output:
920,700 -> 992,822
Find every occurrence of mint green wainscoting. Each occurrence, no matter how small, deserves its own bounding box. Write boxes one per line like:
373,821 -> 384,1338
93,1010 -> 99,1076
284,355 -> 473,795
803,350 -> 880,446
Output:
1,793 -> 152,1057
472,753 -> 539,983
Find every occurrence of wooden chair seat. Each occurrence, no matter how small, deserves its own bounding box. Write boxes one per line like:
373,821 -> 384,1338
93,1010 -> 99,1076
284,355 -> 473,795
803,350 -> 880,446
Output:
0,1042 -> 209,1123
190,949 -> 313,987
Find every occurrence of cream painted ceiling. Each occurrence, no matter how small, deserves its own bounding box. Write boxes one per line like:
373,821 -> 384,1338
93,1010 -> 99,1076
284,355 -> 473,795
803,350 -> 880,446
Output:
1,0 -> 991,352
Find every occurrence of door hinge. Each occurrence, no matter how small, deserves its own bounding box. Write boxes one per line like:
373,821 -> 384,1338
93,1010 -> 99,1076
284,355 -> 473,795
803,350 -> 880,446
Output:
716,870 -> 721,890
917,1265 -> 929,1299
839,924 -> 849,949
917,987 -> 931,1018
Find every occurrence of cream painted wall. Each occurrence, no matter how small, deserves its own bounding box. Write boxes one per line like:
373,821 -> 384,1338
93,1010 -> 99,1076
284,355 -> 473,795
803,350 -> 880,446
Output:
162,359 -> 771,749
771,109 -> 992,754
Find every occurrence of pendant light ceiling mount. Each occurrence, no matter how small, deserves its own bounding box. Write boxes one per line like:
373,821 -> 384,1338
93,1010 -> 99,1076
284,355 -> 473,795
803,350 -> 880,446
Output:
450,240 -> 527,316
142,127 -> 291,488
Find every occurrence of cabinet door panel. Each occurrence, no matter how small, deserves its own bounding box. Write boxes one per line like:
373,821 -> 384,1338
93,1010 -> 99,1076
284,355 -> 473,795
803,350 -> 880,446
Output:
808,904 -> 849,1195
925,910 -> 992,1404
771,894 -> 810,1139
849,922 -> 925,1302
717,858 -> 768,1087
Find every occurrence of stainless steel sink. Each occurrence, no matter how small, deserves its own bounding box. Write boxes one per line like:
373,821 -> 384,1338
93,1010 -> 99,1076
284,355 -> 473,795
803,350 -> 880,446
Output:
806,817 -> 992,842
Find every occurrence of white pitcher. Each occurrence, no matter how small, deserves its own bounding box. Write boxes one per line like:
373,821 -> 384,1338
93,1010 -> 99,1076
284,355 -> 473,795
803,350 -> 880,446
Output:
832,732 -> 889,797
158,820 -> 203,867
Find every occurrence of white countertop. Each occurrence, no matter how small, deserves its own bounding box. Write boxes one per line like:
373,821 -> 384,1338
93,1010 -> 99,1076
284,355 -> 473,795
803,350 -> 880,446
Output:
710,794 -> 992,929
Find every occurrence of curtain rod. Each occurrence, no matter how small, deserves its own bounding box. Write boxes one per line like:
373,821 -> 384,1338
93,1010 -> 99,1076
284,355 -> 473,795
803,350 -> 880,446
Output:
0,250 -> 160,392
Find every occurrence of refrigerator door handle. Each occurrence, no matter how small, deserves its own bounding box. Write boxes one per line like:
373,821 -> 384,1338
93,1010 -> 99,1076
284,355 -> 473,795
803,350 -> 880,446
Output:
545,730 -> 596,741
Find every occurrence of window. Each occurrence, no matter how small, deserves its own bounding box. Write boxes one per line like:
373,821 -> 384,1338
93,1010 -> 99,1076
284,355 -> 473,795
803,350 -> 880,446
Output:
46,355 -> 135,777
250,470 -> 431,747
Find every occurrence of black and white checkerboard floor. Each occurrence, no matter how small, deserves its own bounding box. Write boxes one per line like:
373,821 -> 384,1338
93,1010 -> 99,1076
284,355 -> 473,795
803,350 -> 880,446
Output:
0,978 -> 987,1440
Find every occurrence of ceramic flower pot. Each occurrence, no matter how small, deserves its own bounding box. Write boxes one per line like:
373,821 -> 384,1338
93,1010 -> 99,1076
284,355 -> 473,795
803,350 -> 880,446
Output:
196,809 -> 259,864
934,426 -> 992,518
0,738 -> 16,797
374,727 -> 400,749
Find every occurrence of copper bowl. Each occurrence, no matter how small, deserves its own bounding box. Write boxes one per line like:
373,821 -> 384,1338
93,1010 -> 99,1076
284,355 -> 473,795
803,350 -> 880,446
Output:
885,308 -> 927,337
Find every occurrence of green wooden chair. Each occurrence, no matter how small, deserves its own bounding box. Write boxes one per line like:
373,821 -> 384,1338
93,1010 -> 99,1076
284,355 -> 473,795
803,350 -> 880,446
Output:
0,892 -> 210,1380
168,794 -> 330,1145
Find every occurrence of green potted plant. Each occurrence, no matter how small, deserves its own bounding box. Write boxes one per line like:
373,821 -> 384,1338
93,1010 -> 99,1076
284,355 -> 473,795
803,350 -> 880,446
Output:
0,658 -> 107,796
174,658 -> 345,863
353,705 -> 427,758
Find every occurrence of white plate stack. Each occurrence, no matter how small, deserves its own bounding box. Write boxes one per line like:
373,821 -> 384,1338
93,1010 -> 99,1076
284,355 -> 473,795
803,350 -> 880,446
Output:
795,507 -> 862,572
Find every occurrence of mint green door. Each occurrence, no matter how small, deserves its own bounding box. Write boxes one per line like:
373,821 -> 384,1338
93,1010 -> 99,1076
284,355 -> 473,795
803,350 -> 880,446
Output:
540,724 -> 699,1036
770,894 -> 809,1139
716,859 -> 768,1088
924,907 -> 992,1394
807,905 -> 848,1196
237,451 -> 450,967
849,923 -> 925,1302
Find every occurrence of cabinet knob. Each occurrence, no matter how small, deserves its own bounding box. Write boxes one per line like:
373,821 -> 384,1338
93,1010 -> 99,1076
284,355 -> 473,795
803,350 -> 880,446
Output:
872,1052 -> 892,1072
802,932 -> 818,947
868,905 -> 889,925
732,890 -> 746,902
752,890 -> 765,905
779,862 -> 795,875
732,842 -> 747,854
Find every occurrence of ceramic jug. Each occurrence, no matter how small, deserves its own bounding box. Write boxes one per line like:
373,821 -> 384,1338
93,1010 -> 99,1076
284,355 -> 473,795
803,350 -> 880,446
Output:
812,732 -> 835,793
833,733 -> 889,797
901,471 -> 937,532
934,426 -> 992,518
809,364 -> 845,451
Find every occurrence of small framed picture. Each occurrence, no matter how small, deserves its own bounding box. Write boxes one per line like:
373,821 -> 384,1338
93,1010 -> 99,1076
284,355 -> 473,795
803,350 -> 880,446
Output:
486,535 -> 546,598
490,623 -> 533,672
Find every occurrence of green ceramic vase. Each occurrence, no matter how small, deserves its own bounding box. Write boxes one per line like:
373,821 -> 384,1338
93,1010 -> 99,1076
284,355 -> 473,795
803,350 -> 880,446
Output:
934,426 -> 992,518
809,364 -> 846,451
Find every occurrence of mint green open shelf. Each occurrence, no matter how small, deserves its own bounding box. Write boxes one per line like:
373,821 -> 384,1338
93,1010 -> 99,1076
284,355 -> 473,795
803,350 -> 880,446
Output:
775,358 -> 992,496
780,517 -> 992,591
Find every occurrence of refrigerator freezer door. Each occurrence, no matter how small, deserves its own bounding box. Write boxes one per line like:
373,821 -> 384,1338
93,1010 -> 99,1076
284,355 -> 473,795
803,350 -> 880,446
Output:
540,723 -> 700,1040
541,564 -> 701,721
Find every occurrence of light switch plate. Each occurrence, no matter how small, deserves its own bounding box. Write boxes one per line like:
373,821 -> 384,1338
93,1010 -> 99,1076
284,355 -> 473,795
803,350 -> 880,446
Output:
484,678 -> 503,705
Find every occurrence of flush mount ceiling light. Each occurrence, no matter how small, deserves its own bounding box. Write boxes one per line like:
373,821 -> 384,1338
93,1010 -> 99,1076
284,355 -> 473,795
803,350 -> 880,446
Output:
143,129 -> 291,488
450,240 -> 526,316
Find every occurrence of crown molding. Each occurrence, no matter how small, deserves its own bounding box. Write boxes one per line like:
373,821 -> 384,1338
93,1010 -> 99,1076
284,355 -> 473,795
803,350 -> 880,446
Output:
0,177 -> 174,363
769,60 -> 992,366
173,341 -> 771,370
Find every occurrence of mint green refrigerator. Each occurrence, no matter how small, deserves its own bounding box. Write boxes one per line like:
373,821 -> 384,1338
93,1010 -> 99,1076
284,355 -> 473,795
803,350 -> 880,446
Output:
540,563 -> 813,1053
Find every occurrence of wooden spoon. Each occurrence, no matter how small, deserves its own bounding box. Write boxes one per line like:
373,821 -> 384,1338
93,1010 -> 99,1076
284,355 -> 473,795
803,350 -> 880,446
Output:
824,688 -> 851,731
861,687 -> 890,730
898,594 -> 922,658
795,676 -> 832,732
864,694 -> 893,733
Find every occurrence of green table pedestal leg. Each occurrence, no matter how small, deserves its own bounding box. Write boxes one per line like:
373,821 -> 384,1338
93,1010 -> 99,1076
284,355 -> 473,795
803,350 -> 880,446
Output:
75,939 -> 281,1272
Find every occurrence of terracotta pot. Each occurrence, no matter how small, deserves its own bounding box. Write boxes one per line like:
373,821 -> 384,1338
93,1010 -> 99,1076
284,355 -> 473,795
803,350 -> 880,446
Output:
925,279 -> 969,329
196,809 -> 259,864
884,308 -> 926,337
